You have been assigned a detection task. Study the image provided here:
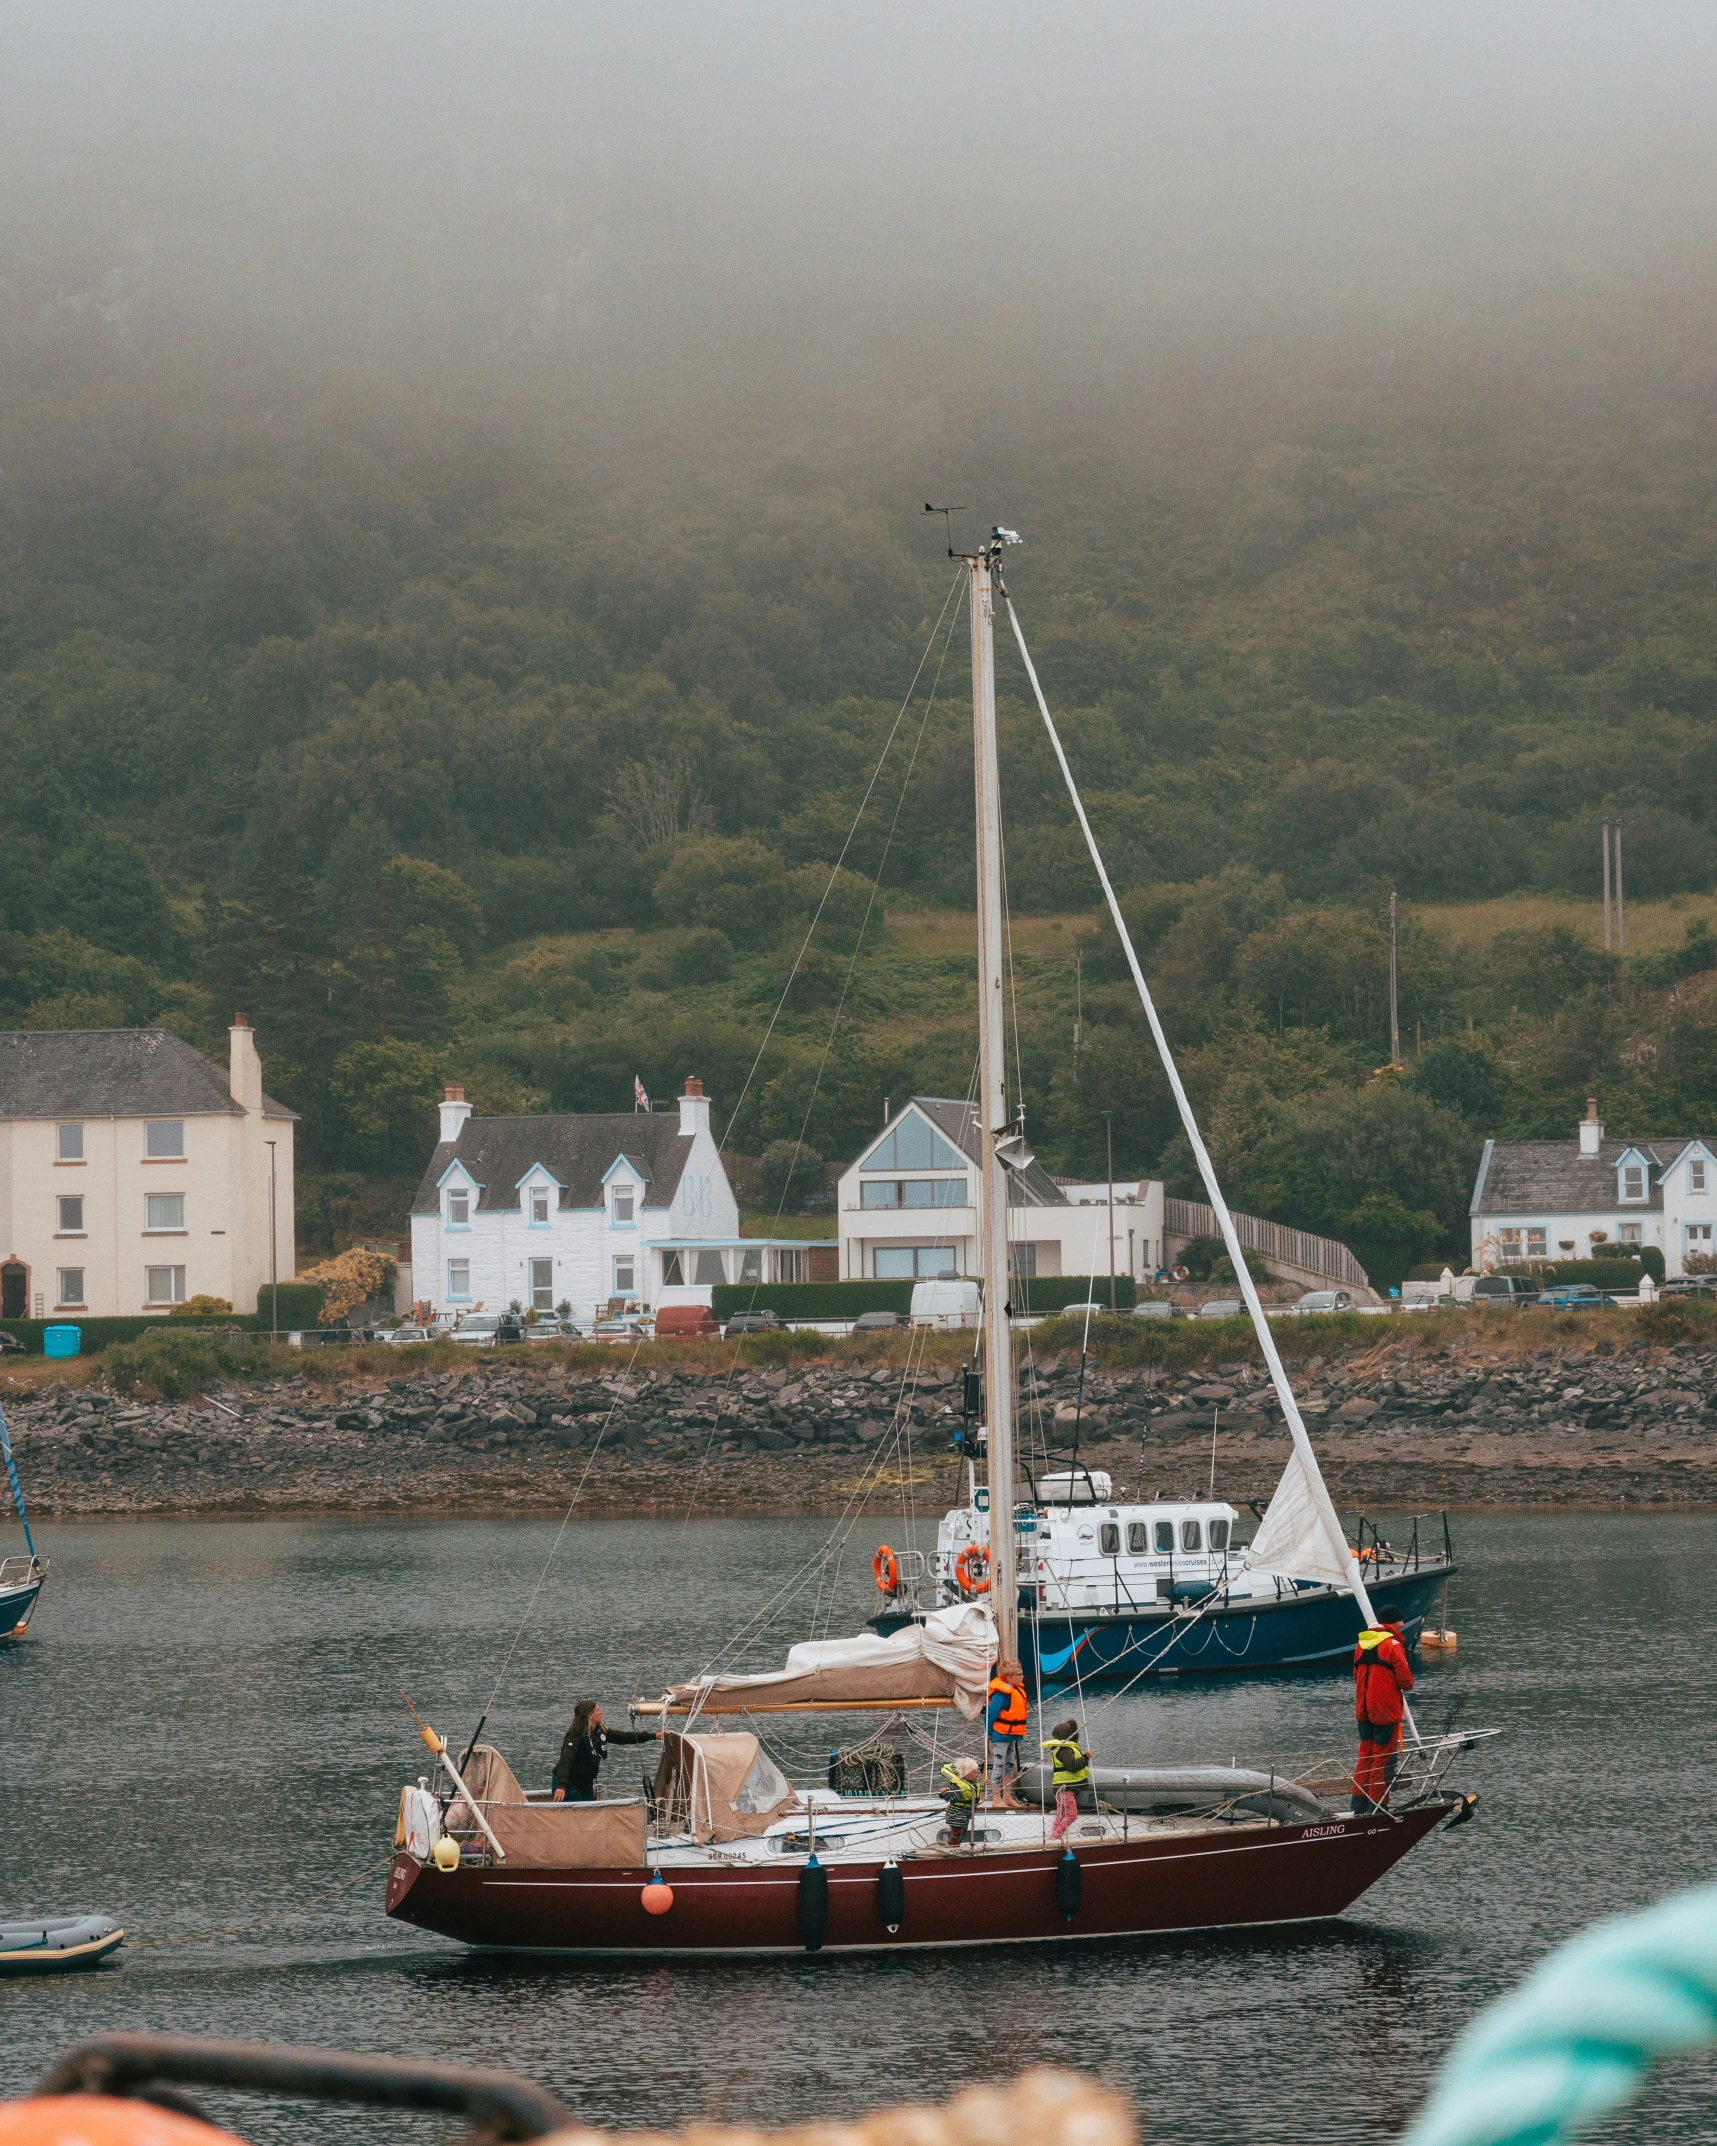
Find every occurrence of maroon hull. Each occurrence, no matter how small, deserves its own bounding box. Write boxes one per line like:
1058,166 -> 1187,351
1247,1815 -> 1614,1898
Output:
386,1800 -> 1456,1955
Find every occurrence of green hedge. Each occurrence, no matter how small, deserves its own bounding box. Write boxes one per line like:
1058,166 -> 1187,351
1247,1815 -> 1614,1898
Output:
257,1282 -> 327,1328
1013,1275 -> 1138,1312
711,1280 -> 915,1320
1499,1256 -> 1664,1289
0,1316 -> 263,1356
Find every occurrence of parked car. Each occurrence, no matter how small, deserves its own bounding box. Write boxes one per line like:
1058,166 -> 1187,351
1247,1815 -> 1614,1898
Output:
1659,1276 -> 1717,1299
1537,1284 -> 1617,1311
724,1310 -> 780,1337
1057,1300 -> 1111,1319
378,1323 -> 433,1347
1129,1300 -> 1179,1321
1197,1299 -> 1243,1320
449,1313 -> 503,1346
1460,1275 -> 1541,1310
852,1309 -> 901,1332
655,1305 -> 720,1341
1292,1289 -> 1354,1316
525,1315 -> 584,1343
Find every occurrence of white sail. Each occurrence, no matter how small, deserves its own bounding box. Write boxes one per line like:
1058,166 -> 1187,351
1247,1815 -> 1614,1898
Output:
1245,1449 -> 1355,1590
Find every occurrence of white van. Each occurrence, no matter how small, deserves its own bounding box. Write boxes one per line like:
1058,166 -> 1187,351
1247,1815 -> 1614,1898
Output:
909,1278 -> 982,1330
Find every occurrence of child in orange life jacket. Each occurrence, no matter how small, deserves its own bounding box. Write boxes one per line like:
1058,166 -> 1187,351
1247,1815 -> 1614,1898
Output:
1351,1610 -> 1414,1814
985,1661 -> 1029,1809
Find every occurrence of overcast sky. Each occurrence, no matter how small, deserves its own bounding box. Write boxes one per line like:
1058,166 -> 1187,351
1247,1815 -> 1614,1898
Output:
5,4 -> 1715,401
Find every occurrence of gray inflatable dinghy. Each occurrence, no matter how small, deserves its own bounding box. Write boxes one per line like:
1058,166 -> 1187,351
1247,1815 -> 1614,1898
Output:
0,1914 -> 124,1972
1017,1762 -> 1333,1826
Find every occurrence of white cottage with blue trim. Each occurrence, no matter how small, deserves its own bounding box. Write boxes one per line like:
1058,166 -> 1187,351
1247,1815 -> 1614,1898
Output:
409,1077 -> 806,1321
1469,1098 -> 1717,1277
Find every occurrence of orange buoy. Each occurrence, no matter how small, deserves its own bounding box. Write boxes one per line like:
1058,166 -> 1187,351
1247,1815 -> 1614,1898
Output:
872,1546 -> 899,1594
954,1545 -> 990,1596
641,1872 -> 674,1915
0,2098 -> 238,2146
1420,1627 -> 1458,1651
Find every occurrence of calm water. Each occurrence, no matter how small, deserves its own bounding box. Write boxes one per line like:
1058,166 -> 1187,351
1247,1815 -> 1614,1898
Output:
2,1511 -> 1713,2146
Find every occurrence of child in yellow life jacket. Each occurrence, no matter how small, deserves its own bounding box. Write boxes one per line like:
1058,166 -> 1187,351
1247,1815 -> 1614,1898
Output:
1042,1718 -> 1091,1839
938,1756 -> 981,1843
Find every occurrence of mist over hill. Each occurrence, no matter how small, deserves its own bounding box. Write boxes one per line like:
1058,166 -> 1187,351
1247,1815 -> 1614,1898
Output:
5,2 -> 1717,1280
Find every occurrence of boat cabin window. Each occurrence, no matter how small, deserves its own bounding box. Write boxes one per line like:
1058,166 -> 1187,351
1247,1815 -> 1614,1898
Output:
1208,1518 -> 1230,1551
1127,1522 -> 1148,1554
1154,1520 -> 1174,1552
1181,1519 -> 1203,1551
1099,1523 -> 1120,1555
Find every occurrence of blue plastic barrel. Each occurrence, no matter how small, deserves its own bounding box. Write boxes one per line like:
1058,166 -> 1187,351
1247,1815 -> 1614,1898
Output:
43,1325 -> 81,1359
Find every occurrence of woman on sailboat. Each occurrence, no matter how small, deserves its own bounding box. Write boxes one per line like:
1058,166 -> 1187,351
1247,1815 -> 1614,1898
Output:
550,1700 -> 659,1802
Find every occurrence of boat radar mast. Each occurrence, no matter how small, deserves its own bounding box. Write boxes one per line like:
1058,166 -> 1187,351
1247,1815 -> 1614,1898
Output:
960,521 -> 1025,1671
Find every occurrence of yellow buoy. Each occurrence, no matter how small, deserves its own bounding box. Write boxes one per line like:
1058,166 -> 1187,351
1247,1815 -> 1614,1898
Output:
431,1835 -> 462,1872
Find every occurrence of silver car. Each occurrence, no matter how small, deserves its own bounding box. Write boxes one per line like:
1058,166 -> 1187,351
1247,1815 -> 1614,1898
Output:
378,1324 -> 432,1346
1293,1289 -> 1354,1315
449,1313 -> 502,1346
1197,1299 -> 1243,1320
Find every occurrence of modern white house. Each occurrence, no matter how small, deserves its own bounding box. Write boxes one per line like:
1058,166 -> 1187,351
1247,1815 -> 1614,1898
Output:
834,1097 -> 1166,1290
1470,1099 -> 1715,1277
410,1078 -> 823,1320
0,1019 -> 297,1319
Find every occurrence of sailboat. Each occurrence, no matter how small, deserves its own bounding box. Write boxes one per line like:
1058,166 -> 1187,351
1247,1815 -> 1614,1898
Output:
0,1399 -> 47,1639
385,528 -> 1486,1956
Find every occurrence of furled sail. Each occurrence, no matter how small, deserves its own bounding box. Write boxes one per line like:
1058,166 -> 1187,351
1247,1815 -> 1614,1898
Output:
659,1601 -> 995,1719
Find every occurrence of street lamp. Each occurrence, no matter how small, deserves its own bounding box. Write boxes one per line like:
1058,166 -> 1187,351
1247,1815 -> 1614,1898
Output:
265,1139 -> 278,1343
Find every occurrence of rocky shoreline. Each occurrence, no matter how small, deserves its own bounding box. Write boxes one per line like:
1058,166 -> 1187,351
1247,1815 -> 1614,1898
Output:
5,1329 -> 1716,1521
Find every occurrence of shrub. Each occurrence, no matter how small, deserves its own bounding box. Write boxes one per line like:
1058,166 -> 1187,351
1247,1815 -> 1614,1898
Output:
1175,1236 -> 1229,1280
292,1246 -> 396,1323
257,1282 -> 326,1329
104,1328 -> 259,1400
1636,1297 -> 1717,1346
170,1294 -> 233,1317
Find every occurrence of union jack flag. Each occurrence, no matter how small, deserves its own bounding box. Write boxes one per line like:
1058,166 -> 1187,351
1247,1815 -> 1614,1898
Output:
634,1076 -> 650,1113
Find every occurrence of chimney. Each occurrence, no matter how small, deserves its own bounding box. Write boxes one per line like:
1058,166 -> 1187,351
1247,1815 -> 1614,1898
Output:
229,1014 -> 262,1112
1578,1098 -> 1603,1158
440,1083 -> 473,1144
679,1075 -> 710,1137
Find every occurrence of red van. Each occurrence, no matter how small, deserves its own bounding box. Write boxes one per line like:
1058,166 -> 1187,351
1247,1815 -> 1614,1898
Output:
654,1304 -> 720,1341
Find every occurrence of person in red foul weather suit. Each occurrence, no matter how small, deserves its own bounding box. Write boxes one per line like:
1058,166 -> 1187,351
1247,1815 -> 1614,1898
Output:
1351,1611 -> 1413,1813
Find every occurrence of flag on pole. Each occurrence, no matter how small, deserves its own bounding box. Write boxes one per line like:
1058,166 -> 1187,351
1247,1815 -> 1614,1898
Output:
634,1076 -> 650,1113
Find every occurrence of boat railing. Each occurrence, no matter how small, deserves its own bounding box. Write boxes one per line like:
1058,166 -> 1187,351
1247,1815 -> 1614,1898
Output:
0,1554 -> 43,1588
1353,1511 -> 1454,1575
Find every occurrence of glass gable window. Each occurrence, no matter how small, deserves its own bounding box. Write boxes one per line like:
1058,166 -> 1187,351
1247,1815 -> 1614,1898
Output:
146,1122 -> 184,1159
146,1194 -> 185,1231
57,1124 -> 83,1161
57,1195 -> 84,1233
859,1114 -> 967,1172
57,1268 -> 86,1306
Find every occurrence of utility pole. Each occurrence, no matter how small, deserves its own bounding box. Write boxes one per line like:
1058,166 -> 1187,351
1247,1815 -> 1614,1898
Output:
265,1139 -> 279,1343
1601,818 -> 1613,951
1614,821 -> 1625,956
1102,1110 -> 1116,1312
1388,889 -> 1401,1067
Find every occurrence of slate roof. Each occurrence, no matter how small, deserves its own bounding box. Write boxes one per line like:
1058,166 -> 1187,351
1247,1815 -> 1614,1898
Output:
412,1111 -> 699,1215
910,1096 -> 1069,1209
0,1029 -> 297,1121
1471,1136 -> 1711,1217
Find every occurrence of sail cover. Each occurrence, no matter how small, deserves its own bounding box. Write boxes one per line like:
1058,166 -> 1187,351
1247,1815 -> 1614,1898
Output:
665,1602 -> 995,1719
1244,1448 -> 1355,1590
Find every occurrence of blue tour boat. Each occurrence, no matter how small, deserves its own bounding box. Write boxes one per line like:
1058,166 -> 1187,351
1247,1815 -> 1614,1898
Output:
0,1398 -> 47,1639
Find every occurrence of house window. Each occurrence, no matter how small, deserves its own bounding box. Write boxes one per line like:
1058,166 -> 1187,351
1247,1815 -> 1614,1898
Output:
1009,1244 -> 1039,1278
613,1186 -> 635,1225
859,1114 -> 968,1171
447,1259 -> 471,1300
613,1255 -> 636,1296
529,1257 -> 554,1311
1154,1520 -> 1174,1553
1180,1519 -> 1203,1552
662,1250 -> 684,1285
145,1265 -> 186,1305
57,1124 -> 83,1162
1525,1228 -> 1547,1259
1621,1163 -> 1647,1201
692,1248 -> 725,1286
872,1247 -> 960,1279
861,1179 -> 964,1209
146,1194 -> 185,1232
1618,1222 -> 1642,1244
774,1247 -> 809,1284
736,1247 -> 763,1284
1692,1160 -> 1708,1194
1686,1224 -> 1713,1248
57,1268 -> 86,1307
56,1195 -> 85,1234
1495,1229 -> 1522,1260
531,1189 -> 550,1225
861,1182 -> 899,1209
447,1189 -> 469,1227
146,1121 -> 184,1159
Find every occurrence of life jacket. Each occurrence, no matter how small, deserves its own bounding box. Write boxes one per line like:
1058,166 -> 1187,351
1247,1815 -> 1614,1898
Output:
939,1763 -> 978,1809
1042,1737 -> 1090,1788
1353,1626 -> 1409,1721
987,1676 -> 1028,1738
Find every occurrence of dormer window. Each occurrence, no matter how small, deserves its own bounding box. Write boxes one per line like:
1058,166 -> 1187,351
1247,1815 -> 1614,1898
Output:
448,1189 -> 470,1226
613,1186 -> 634,1225
1692,1159 -> 1708,1195
1621,1164 -> 1647,1202
531,1189 -> 550,1225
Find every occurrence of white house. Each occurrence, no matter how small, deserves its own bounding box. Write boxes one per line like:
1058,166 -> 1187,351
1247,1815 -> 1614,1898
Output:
0,1019 -> 297,1319
835,1096 -> 1166,1289
410,1077 -> 819,1320
1470,1098 -> 1716,1278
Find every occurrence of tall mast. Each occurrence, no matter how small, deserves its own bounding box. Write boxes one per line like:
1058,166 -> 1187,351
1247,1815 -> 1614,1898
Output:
969,541 -> 1018,1669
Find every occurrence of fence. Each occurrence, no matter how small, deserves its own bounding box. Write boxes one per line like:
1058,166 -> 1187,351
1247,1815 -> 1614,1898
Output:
1163,1197 -> 1371,1290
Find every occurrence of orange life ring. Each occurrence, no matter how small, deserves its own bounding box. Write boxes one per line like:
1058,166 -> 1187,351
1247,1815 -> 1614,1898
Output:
954,1545 -> 991,1595
873,1545 -> 900,1594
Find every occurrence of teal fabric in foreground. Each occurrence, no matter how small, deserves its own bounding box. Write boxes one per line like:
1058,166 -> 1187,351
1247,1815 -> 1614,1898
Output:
1404,1885 -> 1717,2146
